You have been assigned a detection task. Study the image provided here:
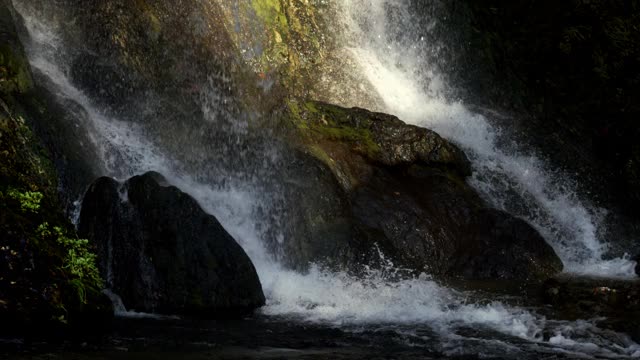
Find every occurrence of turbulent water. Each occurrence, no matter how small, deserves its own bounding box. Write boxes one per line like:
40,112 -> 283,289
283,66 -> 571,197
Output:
338,0 -> 637,278
11,0 -> 640,358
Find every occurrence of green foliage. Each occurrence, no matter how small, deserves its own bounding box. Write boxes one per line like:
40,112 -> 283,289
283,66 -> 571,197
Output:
251,0 -> 287,29
306,102 -> 381,158
0,2 -> 111,326
6,188 -> 43,213
37,222 -> 103,304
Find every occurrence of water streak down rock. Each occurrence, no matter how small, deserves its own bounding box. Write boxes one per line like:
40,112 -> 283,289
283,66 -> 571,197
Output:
78,172 -> 265,317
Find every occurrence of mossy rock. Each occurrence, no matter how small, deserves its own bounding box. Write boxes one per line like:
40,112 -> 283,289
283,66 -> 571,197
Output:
274,100 -> 561,281
284,100 -> 471,191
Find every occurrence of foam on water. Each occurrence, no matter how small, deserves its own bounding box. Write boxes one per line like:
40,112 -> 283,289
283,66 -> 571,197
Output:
338,0 -> 637,278
13,2 -> 640,358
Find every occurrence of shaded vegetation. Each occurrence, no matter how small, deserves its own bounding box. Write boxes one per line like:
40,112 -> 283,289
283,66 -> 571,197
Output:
0,0 -> 109,334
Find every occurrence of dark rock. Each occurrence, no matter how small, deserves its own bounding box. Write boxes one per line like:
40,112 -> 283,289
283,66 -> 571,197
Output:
25,73 -> 104,211
292,101 -> 471,182
70,53 -> 142,116
78,172 -> 265,317
276,150 -> 353,271
541,276 -> 640,342
0,0 -> 32,95
635,254 -> 640,276
454,208 -> 563,280
349,166 -> 562,281
283,102 -> 562,281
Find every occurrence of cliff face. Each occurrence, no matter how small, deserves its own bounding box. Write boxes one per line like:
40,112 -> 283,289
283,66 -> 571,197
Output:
447,1 -> 640,222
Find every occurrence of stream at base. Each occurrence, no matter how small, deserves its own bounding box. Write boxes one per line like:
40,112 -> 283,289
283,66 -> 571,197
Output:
2,303 -> 640,360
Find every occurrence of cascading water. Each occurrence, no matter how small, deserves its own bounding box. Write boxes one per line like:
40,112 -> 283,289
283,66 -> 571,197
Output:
11,0 -> 640,358
338,0 -> 637,278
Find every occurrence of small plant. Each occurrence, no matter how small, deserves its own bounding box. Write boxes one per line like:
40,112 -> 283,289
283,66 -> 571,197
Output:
7,189 -> 43,213
37,222 -> 103,304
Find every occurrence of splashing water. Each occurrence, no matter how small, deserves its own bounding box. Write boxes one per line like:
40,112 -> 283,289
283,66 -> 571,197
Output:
12,1 -> 640,358
338,0 -> 637,278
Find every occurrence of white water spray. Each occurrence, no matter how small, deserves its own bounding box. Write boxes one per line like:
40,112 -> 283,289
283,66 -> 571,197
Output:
13,1 -> 640,357
338,0 -> 637,278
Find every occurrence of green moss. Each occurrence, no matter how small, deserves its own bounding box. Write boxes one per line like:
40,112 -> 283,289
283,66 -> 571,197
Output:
307,103 -> 381,158
251,0 -> 288,29
303,100 -> 319,114
308,144 -> 333,166
283,100 -> 382,160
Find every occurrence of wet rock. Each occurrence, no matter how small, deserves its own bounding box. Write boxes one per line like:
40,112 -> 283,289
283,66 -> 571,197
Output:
69,53 -> 142,116
542,276 -> 640,341
453,208 -> 563,280
78,172 -> 265,317
276,150 -> 353,271
348,166 -> 562,281
0,0 -> 32,94
282,102 -> 562,281
293,101 -> 471,182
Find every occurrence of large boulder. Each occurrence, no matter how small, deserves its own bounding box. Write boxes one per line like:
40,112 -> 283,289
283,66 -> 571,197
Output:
280,101 -> 563,281
78,172 -> 265,317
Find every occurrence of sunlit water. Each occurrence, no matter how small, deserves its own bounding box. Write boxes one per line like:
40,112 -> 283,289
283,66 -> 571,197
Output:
338,0 -> 637,278
11,1 -> 640,358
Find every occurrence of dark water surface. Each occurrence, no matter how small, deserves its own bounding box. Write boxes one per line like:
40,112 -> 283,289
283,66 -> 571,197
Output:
2,311 -> 631,360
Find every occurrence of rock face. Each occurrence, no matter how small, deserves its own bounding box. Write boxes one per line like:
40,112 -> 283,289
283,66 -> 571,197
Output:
280,101 -> 563,281
635,255 -> 640,276
78,172 -> 265,317
0,1 -> 32,94
444,1 -> 640,255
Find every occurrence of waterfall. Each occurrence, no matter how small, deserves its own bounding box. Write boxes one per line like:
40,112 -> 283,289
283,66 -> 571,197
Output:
338,0 -> 637,278
11,0 -> 640,357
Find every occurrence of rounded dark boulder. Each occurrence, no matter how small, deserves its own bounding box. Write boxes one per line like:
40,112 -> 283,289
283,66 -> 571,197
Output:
78,172 -> 265,317
452,209 -> 564,281
349,165 -> 563,281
